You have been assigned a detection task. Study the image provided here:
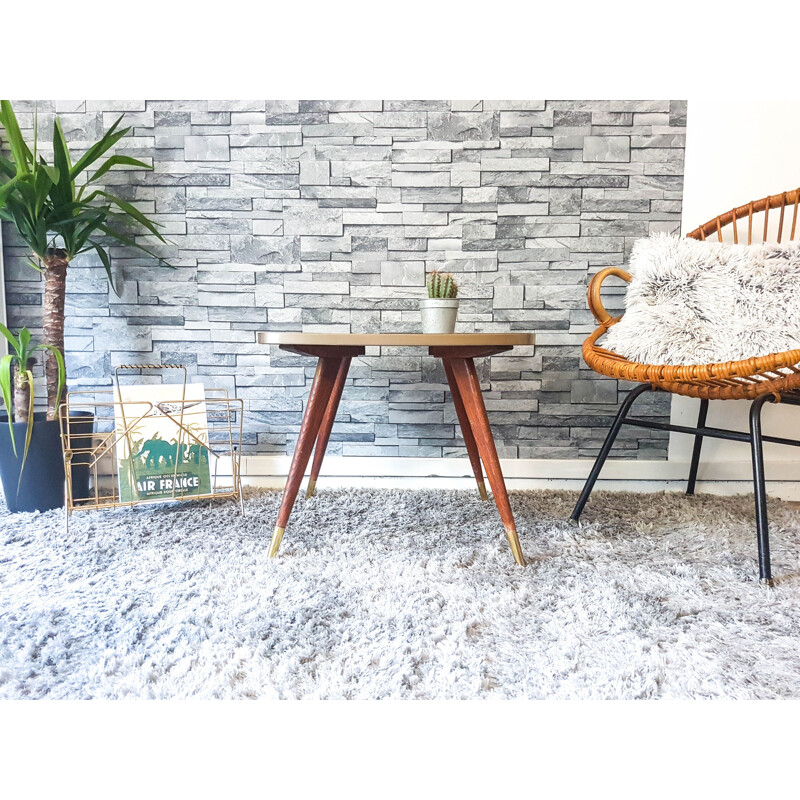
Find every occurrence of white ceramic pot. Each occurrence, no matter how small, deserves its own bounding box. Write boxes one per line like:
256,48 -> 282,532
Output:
420,298 -> 459,334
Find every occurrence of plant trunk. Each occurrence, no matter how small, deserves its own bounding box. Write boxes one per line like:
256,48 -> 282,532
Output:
42,250 -> 69,420
12,362 -> 31,424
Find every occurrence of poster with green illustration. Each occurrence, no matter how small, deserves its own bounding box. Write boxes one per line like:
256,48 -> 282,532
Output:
114,383 -> 212,503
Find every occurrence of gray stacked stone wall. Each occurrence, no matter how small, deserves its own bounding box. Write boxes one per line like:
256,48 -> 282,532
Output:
1,100 -> 686,459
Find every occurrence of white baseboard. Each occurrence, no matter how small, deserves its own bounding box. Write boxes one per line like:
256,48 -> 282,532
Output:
240,456 -> 800,500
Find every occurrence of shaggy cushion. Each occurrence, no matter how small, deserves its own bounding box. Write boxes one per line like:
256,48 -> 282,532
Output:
603,234 -> 800,365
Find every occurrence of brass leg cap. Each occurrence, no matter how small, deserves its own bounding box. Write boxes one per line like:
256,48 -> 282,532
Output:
305,479 -> 317,498
505,527 -> 526,567
268,526 -> 285,558
761,577 -> 775,588
477,480 -> 489,502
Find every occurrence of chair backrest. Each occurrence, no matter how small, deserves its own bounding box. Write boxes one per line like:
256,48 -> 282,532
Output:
685,188 -> 800,245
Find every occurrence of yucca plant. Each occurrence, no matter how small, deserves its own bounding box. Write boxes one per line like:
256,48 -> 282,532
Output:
0,324 -> 65,467
426,270 -> 459,299
0,100 -> 169,418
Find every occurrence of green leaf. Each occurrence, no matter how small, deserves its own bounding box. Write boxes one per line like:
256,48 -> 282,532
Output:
51,117 -> 74,208
12,177 -> 37,208
32,105 -> 38,168
16,369 -> 35,494
33,215 -> 48,258
4,194 -> 41,255
0,355 -> 16,456
0,173 -> 22,205
39,164 -> 59,184
97,190 -> 166,242
18,327 -> 31,358
95,225 -> 171,267
74,187 -> 103,205
0,154 -> 15,179
69,116 -> 130,180
45,199 -> 104,225
52,118 -> 73,174
33,164 -> 55,215
0,100 -> 32,174
87,155 -> 152,185
69,211 -> 110,253
0,322 -> 21,360
47,208 -> 97,230
91,242 -> 117,295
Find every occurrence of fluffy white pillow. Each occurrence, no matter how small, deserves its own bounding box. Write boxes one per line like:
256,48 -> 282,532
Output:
602,234 -> 800,365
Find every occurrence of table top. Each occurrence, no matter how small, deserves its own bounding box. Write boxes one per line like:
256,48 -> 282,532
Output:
258,332 -> 535,347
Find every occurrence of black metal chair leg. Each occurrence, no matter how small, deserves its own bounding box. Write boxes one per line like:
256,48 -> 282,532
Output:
749,394 -> 774,586
570,384 -> 654,522
686,398 -> 709,496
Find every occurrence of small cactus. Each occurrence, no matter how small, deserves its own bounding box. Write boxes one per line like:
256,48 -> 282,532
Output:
426,270 -> 459,299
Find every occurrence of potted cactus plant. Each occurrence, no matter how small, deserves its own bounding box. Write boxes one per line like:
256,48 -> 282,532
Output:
0,100 -> 169,511
421,270 -> 460,334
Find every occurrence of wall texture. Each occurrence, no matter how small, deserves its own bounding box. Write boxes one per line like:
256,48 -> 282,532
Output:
2,100 -> 686,459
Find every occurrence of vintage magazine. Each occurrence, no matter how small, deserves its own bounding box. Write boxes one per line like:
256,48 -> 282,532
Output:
114,383 -> 212,503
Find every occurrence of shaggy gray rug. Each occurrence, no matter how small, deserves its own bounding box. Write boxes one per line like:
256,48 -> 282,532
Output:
1,488 -> 799,699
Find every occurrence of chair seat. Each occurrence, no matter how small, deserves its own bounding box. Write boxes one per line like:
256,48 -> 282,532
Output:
583,325 -> 800,400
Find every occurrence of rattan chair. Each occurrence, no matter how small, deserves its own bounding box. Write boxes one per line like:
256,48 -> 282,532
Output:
570,189 -> 800,585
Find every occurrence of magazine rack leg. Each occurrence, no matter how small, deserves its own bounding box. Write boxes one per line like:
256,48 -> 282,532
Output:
64,472 -> 71,535
234,445 -> 245,516
269,357 -> 340,557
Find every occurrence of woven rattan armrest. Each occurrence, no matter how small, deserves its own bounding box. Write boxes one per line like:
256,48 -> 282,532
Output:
583,319 -> 800,399
587,267 -> 632,328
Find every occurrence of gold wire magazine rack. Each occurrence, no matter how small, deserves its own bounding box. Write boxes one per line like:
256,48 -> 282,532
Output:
59,364 -> 244,530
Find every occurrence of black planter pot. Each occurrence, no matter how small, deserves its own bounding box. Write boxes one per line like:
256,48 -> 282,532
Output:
0,411 -> 93,513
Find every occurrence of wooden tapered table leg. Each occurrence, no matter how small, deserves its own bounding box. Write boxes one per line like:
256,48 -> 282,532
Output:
269,357 -> 341,557
306,357 -> 351,497
448,357 -> 526,566
443,359 -> 488,501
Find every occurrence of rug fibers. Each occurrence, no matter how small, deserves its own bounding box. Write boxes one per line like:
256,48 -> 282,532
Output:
1,488 -> 799,699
